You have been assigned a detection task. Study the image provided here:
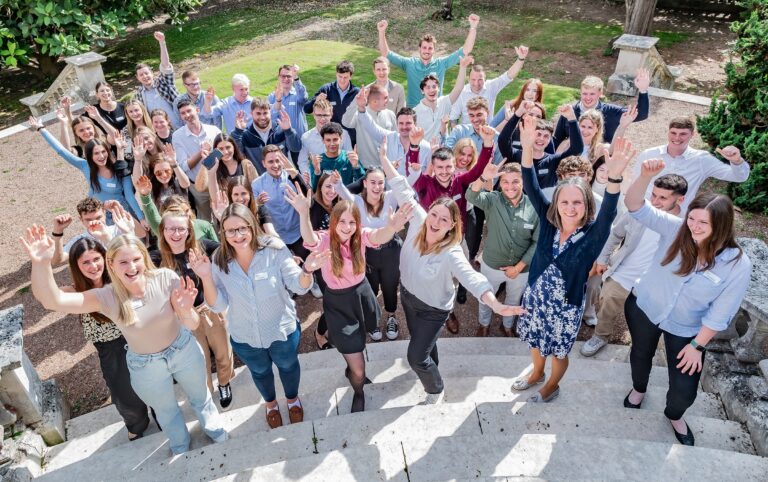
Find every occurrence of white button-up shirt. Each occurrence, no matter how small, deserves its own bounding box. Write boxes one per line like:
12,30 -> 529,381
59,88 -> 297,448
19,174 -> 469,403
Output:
172,123 -> 222,182
450,72 -> 513,124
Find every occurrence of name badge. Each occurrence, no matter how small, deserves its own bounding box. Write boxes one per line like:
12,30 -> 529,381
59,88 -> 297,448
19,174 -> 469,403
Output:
701,271 -> 722,284
571,231 -> 585,243
130,299 -> 144,310
288,101 -> 296,106
538,169 -> 549,175
105,182 -> 117,188
523,223 -> 534,229
253,272 -> 269,281
330,101 -> 337,106
452,194 -> 462,201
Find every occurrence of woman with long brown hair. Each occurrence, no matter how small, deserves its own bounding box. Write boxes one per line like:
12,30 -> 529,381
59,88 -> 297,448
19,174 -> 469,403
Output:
285,186 -> 413,413
198,134 -> 259,202
623,159 -> 751,446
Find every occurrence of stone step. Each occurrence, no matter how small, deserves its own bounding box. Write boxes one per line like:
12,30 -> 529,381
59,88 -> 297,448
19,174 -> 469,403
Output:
40,401 -> 759,481
333,375 -> 724,419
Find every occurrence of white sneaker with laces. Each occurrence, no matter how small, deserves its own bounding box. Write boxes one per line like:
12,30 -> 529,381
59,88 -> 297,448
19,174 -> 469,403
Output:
369,327 -> 383,342
422,391 -> 445,405
582,314 -> 598,327
385,315 -> 399,340
580,335 -> 607,357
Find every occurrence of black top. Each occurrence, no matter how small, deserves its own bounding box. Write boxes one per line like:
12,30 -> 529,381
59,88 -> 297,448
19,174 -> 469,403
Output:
150,238 -> 219,307
94,102 -> 127,131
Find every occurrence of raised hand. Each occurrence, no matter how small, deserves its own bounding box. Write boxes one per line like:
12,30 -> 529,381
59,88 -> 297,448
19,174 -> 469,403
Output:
460,55 -> 474,69
200,140 -> 212,159
605,137 -> 637,178
348,147 -> 360,168
634,68 -> 650,93
86,219 -> 110,245
409,125 -> 425,146
302,171 -> 310,187
377,19 -> 388,33
133,136 -> 147,160
640,158 -> 665,178
304,249 -> 331,273
52,214 -> 73,234
355,87 -> 368,110
478,124 -> 497,146
113,131 -> 126,152
111,203 -> 136,235
619,104 -> 638,128
188,248 -> 212,278
60,96 -> 72,112
557,103 -> 576,121
430,136 -> 440,154
163,143 -> 176,163
519,114 -> 536,149
20,225 -> 55,263
514,45 -> 529,60
278,109 -> 292,131
136,175 -> 152,196
83,104 -> 100,119
468,13 -> 480,29
274,81 -> 283,102
55,107 -> 68,123
291,64 -> 300,79
284,182 -> 312,215
234,110 -> 247,131
310,154 -> 321,175
387,203 -> 414,231
481,161 -> 502,181
329,170 -> 341,185
716,145 -> 743,164
153,31 -> 166,43
212,190 -> 230,221
171,276 -> 198,313
205,87 -> 216,103
316,92 -> 328,103
28,115 -> 43,132
257,191 -> 270,204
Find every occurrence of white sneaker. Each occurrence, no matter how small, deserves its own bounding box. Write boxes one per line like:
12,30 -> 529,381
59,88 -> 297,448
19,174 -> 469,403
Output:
310,282 -> 323,298
369,327 -> 383,342
385,315 -> 399,340
582,314 -> 597,327
422,391 -> 444,405
580,335 -> 607,357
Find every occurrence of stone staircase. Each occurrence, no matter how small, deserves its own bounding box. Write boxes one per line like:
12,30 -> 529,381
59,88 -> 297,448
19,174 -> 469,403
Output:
35,338 -> 768,481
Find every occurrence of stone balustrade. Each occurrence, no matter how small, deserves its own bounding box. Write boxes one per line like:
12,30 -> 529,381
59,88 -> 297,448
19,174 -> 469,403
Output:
607,34 -> 682,97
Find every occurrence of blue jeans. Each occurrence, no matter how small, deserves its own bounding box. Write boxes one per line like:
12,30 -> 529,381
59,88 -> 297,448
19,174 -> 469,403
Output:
126,328 -> 227,455
230,323 -> 301,402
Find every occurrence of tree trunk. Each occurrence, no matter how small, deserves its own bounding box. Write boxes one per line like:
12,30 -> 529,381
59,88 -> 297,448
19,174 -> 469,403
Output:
431,0 -> 454,21
625,0 -> 658,36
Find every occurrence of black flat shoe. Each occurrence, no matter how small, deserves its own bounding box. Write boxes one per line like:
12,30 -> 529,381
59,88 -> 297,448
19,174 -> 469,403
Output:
456,288 -> 467,304
315,330 -> 332,350
623,390 -> 642,409
345,367 -> 372,384
670,420 -> 695,446
351,391 -> 365,413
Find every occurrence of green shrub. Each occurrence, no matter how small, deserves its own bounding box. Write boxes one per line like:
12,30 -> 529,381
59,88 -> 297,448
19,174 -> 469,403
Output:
697,0 -> 768,213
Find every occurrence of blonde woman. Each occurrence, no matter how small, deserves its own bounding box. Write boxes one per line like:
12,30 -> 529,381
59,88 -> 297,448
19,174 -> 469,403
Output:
22,228 -> 227,455
452,138 -> 484,267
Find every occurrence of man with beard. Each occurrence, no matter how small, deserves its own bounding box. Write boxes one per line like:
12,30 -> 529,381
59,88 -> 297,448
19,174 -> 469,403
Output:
446,96 -> 503,164
232,98 -> 301,174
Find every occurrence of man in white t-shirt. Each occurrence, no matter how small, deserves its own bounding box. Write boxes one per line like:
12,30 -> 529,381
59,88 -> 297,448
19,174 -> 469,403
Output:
580,173 -> 688,357
51,198 -> 138,266
413,55 -> 473,143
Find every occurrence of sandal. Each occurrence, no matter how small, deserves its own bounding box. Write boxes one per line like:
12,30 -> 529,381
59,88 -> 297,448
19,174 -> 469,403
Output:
315,329 -> 332,350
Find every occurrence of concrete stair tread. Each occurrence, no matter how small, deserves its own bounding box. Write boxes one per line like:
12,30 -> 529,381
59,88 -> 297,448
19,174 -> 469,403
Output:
41,398 -> 753,480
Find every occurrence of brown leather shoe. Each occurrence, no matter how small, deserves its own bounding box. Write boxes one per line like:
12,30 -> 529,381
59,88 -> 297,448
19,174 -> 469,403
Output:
500,325 -> 514,337
266,406 -> 283,429
288,403 -> 304,424
475,325 -> 489,337
446,312 -> 459,334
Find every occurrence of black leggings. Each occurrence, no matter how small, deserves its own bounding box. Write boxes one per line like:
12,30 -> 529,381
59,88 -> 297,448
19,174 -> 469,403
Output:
625,293 -> 702,420
464,205 -> 485,263
401,286 -> 450,394
365,237 -> 402,313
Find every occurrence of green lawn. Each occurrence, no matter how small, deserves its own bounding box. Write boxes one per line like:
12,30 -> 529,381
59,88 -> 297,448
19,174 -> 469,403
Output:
194,40 -> 578,123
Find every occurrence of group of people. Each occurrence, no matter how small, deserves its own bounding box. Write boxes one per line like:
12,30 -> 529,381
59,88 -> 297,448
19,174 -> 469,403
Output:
22,14 -> 753,455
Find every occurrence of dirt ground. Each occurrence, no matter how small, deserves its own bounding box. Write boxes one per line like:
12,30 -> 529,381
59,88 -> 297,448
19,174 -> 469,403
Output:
0,1 -> 763,417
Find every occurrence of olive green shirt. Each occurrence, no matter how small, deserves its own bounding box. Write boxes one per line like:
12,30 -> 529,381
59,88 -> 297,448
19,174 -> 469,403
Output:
140,193 -> 219,242
465,188 -> 539,270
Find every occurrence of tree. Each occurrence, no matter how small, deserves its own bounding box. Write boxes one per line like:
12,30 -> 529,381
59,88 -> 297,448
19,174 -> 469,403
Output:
0,0 -> 201,77
431,1 -> 455,21
625,0 -> 659,36
697,0 -> 768,213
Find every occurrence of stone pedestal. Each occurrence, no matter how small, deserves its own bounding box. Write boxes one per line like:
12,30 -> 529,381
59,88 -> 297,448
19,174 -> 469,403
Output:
63,52 -> 108,105
607,34 -> 680,96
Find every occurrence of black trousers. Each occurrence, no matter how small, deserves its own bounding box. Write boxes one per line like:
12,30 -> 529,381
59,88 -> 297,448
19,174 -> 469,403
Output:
286,238 -> 310,260
401,287 -> 450,394
464,206 -> 485,262
625,293 -> 703,420
94,336 -> 150,435
366,237 -> 402,313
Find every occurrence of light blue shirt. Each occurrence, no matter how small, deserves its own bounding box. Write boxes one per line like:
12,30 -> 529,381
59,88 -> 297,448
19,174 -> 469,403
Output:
335,83 -> 352,102
210,237 -> 309,348
210,95 -> 253,133
631,201 -> 752,336
251,171 -> 302,244
269,81 -> 309,138
445,123 -> 503,164
175,92 -> 223,130
387,48 -> 464,107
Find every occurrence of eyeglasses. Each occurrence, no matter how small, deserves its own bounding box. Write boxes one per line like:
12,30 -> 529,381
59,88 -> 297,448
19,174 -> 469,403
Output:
163,227 -> 188,234
224,226 -> 251,238
154,169 -> 173,176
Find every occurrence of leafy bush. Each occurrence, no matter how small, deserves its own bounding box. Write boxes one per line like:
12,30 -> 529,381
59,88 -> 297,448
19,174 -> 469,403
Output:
697,0 -> 768,213
0,0 -> 201,76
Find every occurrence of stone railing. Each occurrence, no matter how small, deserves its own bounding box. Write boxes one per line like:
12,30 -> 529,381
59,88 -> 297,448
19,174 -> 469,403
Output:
607,34 -> 682,97
20,52 -> 107,118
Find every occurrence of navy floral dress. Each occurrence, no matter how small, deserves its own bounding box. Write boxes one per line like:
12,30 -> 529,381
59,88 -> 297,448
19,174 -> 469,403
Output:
518,229 -> 586,359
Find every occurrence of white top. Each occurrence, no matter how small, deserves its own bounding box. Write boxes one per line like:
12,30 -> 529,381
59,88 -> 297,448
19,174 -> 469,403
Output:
357,110 -> 431,173
450,72 -> 513,124
298,127 -> 352,175
172,123 -> 222,182
610,227 -> 661,291
389,175 -> 492,310
634,145 -> 750,212
342,104 -> 396,169
335,179 -> 399,229
414,95 -> 453,143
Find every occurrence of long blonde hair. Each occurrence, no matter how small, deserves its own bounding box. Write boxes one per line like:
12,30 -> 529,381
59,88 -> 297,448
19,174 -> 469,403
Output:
579,109 -> 605,162
414,197 -> 463,255
451,138 -> 478,172
105,235 -> 157,326
124,100 -> 153,140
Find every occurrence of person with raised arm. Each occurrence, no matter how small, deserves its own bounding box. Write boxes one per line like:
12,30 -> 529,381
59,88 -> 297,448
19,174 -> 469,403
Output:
22,229 -> 227,455
621,159 -> 751,446
377,138 -> 525,404
284,178 -> 413,413
413,55 -> 473,143
512,115 -> 633,403
269,64 -> 309,164
133,31 -> 182,129
378,15 -> 480,107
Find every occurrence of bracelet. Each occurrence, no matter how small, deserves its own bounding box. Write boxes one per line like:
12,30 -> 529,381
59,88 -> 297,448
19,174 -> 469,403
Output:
51,232 -> 64,238
690,339 -> 706,352
607,176 -> 623,184
479,176 -> 488,183
301,265 -> 313,275
170,164 -> 179,169
517,57 -> 526,61
409,143 -> 420,149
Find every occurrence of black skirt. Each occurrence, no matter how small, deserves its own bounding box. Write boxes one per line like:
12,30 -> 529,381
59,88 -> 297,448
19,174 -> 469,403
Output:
323,278 -> 381,354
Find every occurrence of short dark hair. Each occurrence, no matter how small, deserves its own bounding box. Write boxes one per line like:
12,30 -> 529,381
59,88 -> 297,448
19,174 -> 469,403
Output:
336,60 -> 354,75
431,147 -> 454,163
396,107 -> 417,122
278,64 -> 293,74
76,197 -> 103,216
176,99 -> 194,111
420,74 -> 440,91
181,70 -> 198,82
135,63 -> 151,73
669,116 -> 695,131
320,122 -> 344,138
536,119 -> 554,134
654,173 -> 688,196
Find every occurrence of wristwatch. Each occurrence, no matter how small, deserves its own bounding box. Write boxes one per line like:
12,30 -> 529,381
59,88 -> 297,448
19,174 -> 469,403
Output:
690,339 -> 706,352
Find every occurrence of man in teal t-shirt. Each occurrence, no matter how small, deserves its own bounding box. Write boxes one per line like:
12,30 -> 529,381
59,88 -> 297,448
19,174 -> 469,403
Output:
377,14 -> 480,107
310,122 -> 364,189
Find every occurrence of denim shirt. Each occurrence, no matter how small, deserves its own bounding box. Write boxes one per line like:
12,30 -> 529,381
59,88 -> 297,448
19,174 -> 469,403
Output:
631,202 -> 752,336
251,171 -> 302,244
210,237 -> 308,348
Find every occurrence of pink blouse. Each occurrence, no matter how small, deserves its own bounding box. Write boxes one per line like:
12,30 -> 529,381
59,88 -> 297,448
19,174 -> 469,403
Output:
305,228 -> 379,289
